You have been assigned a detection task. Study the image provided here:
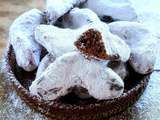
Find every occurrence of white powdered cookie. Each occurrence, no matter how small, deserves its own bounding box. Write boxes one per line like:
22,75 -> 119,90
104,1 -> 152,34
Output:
9,9 -> 44,71
84,0 -> 137,21
109,21 -> 159,74
30,52 -> 124,101
62,8 -> 100,29
36,54 -> 56,79
46,0 -> 87,24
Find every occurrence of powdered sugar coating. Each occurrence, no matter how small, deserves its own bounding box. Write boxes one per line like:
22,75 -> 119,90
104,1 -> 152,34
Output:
9,9 -> 44,71
34,25 -> 77,57
35,52 -> 128,99
105,32 -> 131,62
109,21 -> 159,74
62,8 -> 100,29
108,21 -> 151,47
75,61 -> 129,99
35,22 -> 130,62
30,52 -> 124,101
46,0 -> 87,24
130,44 -> 157,74
84,0 -> 137,21
36,54 -> 56,79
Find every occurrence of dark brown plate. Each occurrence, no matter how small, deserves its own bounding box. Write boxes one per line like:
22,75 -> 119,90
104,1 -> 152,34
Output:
1,45 -> 150,120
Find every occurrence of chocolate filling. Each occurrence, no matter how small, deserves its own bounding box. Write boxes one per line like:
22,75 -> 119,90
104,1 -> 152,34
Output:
74,29 -> 109,60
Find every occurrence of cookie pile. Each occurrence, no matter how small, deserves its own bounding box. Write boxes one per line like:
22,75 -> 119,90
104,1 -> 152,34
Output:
9,0 -> 158,101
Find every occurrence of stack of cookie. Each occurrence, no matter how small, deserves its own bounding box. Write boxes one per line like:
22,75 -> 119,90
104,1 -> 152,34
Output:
9,0 -> 158,101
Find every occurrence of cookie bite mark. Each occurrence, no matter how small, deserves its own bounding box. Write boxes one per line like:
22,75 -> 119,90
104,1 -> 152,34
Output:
74,29 -> 109,60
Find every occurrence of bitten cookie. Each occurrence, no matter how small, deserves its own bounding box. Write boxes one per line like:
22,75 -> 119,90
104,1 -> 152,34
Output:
35,23 -> 130,62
